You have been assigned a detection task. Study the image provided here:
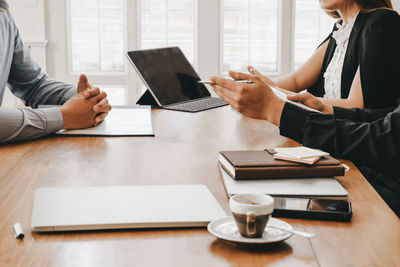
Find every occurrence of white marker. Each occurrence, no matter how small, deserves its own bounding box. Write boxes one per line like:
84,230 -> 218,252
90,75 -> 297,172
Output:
13,223 -> 24,239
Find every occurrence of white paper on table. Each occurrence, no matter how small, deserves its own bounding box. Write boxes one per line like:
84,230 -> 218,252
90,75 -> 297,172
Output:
274,147 -> 330,159
57,106 -> 154,136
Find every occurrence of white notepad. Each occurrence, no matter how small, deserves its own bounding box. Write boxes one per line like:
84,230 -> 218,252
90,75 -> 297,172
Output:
57,106 -> 154,136
219,164 -> 348,198
274,146 -> 329,159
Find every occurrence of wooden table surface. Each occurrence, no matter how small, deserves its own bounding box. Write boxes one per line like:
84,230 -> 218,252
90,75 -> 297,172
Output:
0,106 -> 399,267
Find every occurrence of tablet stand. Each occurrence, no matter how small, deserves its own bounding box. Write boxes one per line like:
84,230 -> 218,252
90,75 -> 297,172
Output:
136,89 -> 160,107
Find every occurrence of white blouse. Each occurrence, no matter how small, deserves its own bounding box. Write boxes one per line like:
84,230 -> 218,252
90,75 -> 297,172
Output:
323,13 -> 359,99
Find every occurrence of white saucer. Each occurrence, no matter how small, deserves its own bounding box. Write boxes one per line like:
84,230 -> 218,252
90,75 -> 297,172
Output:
207,217 -> 293,244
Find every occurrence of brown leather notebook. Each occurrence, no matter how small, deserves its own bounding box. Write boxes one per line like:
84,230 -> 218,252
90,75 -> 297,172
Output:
219,150 -> 345,180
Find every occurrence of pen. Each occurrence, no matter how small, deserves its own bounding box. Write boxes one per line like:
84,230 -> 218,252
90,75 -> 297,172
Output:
198,80 -> 254,85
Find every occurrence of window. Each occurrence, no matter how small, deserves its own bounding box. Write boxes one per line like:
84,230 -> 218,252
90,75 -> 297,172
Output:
222,0 -> 278,73
69,0 -> 125,72
294,0 -> 336,69
139,0 -> 196,66
50,0 -> 337,92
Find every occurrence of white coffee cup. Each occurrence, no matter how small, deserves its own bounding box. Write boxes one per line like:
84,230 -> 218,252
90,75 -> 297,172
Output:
229,194 -> 274,238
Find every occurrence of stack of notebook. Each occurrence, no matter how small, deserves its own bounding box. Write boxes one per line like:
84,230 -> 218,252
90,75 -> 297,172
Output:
218,147 -> 348,199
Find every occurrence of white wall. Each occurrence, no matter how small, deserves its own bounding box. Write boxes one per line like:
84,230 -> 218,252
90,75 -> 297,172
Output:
394,0 -> 400,11
9,0 -> 45,41
8,0 -> 47,69
2,0 -> 47,107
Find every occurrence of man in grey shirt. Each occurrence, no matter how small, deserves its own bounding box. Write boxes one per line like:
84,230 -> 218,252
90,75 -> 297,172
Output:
0,1 -> 111,144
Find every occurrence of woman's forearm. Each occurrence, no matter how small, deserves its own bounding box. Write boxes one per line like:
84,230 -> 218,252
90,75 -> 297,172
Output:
252,70 -> 301,93
274,74 -> 301,92
274,39 -> 331,94
318,97 -> 364,109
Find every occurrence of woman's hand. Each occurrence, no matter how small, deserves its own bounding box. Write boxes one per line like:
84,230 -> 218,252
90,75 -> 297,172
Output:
210,68 -> 285,126
247,66 -> 297,96
247,65 -> 277,87
287,92 -> 334,114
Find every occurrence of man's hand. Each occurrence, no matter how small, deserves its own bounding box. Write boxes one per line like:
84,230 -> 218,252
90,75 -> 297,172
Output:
210,67 -> 285,126
60,74 -> 112,129
287,92 -> 333,114
77,74 -> 110,117
61,91 -> 110,129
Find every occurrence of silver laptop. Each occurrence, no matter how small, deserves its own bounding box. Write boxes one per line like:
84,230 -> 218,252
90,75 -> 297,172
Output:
219,164 -> 348,198
31,184 -> 226,232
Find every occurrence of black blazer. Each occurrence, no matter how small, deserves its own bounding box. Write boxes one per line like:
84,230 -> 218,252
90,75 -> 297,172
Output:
280,101 -> 400,216
308,9 -> 400,109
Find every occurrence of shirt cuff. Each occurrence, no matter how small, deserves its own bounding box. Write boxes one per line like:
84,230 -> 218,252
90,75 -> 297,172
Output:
333,106 -> 356,120
41,107 -> 64,133
279,102 -> 310,142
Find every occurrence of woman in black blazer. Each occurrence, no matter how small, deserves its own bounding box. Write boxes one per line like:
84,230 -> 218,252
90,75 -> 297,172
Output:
248,0 -> 400,109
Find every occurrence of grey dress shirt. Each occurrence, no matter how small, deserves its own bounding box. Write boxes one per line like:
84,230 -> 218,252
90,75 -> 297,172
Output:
0,9 -> 76,144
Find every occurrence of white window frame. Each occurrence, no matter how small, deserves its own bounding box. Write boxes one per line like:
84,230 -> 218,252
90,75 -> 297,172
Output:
280,1 -> 296,75
219,1 -> 296,77
66,0 -> 129,76
136,0 -> 199,70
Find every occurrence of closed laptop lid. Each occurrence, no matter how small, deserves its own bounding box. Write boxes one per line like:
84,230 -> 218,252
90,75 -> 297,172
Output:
31,184 -> 226,232
219,164 -> 348,198
127,47 -> 211,106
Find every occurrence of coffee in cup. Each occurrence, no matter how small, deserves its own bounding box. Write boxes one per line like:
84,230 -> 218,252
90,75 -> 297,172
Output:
229,194 -> 274,238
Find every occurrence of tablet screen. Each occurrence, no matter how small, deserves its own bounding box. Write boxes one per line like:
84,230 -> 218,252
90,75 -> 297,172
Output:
128,47 -> 210,106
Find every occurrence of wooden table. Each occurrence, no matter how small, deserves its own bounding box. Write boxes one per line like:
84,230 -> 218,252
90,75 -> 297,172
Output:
0,106 -> 399,266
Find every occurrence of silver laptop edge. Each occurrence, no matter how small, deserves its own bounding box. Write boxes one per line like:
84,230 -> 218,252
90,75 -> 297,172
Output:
31,184 -> 227,232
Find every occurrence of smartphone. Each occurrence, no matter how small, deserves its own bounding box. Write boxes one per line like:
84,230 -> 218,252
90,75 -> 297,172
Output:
272,197 -> 352,221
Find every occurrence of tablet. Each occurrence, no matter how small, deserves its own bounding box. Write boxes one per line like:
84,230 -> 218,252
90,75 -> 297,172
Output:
127,47 -> 210,106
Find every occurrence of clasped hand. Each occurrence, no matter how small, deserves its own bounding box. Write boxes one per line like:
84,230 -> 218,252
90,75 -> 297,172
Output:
61,74 -> 112,129
210,66 -> 285,126
210,66 -> 333,126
